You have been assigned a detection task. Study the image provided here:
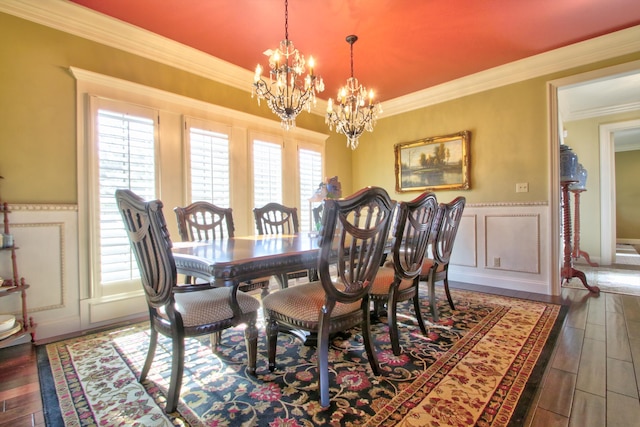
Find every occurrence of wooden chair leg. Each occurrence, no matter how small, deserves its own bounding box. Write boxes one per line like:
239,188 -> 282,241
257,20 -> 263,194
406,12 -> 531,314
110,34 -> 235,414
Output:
443,276 -> 455,310
166,335 -> 185,413
266,317 -> 278,372
413,277 -> 428,335
209,331 -> 221,350
362,299 -> 380,374
140,327 -> 158,382
427,271 -> 439,322
244,319 -> 258,375
317,310 -> 333,408
387,289 -> 402,356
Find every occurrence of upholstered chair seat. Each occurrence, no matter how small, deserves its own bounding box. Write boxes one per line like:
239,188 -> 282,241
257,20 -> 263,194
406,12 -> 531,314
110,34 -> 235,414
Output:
369,266 -> 415,295
262,282 -> 361,326
159,288 -> 261,327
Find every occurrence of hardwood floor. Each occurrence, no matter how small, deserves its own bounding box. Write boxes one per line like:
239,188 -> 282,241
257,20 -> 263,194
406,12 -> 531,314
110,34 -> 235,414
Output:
2,274 -> 640,426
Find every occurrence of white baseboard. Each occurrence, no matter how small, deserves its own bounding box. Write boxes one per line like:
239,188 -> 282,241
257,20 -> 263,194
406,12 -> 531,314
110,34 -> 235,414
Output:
617,238 -> 640,245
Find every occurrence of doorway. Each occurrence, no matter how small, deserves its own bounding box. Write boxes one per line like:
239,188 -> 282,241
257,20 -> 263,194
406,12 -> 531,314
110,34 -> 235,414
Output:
599,119 -> 640,264
548,60 -> 640,294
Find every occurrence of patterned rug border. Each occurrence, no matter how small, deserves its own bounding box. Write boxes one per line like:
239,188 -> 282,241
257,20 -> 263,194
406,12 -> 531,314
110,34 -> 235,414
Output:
36,289 -> 567,427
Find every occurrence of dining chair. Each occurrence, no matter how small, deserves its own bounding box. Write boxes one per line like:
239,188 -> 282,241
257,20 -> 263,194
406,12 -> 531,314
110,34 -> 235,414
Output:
253,202 -> 300,235
419,196 -> 466,322
115,189 -> 259,413
311,202 -> 324,231
253,202 -> 310,286
261,186 -> 396,408
369,191 -> 439,355
174,201 -> 271,296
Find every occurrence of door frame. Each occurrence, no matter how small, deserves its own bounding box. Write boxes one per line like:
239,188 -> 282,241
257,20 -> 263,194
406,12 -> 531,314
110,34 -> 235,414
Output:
548,60 -> 640,293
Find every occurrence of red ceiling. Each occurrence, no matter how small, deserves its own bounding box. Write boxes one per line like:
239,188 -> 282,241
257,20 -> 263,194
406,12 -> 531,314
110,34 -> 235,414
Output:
70,0 -> 640,102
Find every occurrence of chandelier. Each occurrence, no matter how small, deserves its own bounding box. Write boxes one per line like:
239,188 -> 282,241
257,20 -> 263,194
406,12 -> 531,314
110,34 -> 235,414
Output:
252,0 -> 324,130
325,35 -> 382,150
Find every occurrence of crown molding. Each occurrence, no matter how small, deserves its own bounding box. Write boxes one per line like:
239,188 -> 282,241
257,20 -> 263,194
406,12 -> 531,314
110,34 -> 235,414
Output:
2,0 -> 639,118
563,101 -> 640,122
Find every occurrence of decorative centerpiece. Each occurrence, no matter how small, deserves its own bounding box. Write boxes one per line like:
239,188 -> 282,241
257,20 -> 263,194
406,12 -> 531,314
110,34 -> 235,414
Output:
560,144 -> 579,183
310,176 -> 342,202
569,163 -> 588,191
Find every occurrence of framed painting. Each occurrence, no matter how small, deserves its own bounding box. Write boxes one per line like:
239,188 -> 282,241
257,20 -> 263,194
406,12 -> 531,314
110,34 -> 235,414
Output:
394,131 -> 470,192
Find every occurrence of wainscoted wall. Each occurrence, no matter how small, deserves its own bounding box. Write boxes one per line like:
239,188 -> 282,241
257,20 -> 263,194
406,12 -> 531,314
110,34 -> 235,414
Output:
0,204 -> 82,343
449,203 -> 551,294
0,202 -> 551,341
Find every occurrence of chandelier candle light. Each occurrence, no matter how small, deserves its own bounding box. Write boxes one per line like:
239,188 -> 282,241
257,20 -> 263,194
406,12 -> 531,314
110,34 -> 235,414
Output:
252,0 -> 324,130
326,35 -> 382,150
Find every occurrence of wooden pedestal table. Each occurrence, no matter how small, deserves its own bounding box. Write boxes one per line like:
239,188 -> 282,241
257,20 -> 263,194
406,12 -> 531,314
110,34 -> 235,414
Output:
561,182 -> 599,294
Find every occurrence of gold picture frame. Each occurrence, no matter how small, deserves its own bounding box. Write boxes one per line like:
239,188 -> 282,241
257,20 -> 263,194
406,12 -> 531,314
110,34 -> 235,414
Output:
394,131 -> 470,192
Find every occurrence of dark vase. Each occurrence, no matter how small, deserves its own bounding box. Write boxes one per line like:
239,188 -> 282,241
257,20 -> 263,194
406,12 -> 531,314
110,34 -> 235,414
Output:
560,144 -> 579,183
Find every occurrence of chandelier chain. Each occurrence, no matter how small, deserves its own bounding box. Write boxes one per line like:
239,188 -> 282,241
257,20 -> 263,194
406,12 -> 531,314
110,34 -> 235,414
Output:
284,0 -> 288,41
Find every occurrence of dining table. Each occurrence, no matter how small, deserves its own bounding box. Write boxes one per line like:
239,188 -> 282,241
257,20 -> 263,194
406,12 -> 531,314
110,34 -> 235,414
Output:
172,233 -> 323,344
171,233 -> 321,291
172,232 -> 393,345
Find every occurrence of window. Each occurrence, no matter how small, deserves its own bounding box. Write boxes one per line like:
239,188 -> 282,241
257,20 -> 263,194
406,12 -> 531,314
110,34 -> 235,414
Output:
299,148 -> 323,231
253,139 -> 283,209
89,97 -> 158,295
186,118 -> 230,207
74,69 -> 328,326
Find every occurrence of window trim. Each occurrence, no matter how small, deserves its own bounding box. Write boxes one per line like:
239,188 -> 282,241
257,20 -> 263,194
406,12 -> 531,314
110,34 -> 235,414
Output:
72,66 -> 328,308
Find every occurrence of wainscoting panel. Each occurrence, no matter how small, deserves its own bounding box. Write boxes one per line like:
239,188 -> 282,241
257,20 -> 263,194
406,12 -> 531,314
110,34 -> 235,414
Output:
450,214 -> 477,267
485,214 -> 540,273
448,203 -> 551,295
0,205 -> 81,341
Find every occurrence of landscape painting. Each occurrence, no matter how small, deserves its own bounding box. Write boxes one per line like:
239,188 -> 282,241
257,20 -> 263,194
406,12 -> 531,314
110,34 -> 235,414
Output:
395,131 -> 470,192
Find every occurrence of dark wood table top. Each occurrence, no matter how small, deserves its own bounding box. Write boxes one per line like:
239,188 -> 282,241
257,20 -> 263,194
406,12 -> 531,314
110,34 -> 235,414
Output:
172,233 -> 320,287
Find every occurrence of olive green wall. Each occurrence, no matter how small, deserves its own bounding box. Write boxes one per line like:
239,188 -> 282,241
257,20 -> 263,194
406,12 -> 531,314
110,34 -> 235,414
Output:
0,12 -> 350,203
353,80 -> 549,204
1,11 -> 639,210
616,149 -> 640,239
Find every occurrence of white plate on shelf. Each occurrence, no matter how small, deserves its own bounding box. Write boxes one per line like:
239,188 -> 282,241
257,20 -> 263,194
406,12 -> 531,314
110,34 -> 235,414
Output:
0,322 -> 22,341
0,314 -> 16,333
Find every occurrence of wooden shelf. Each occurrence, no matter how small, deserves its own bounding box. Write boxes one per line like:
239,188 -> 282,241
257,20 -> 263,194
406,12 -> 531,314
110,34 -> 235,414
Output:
0,200 -> 36,345
0,320 -> 36,348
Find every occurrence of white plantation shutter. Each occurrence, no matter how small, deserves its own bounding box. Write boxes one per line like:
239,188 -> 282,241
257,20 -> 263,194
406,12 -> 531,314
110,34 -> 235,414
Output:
253,140 -> 283,208
188,125 -> 230,207
299,148 -> 323,232
97,108 -> 156,285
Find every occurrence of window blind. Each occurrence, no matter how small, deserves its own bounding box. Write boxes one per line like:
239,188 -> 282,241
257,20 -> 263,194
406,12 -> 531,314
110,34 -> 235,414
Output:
97,109 -> 156,284
253,140 -> 283,209
299,148 -> 323,232
189,127 -> 230,207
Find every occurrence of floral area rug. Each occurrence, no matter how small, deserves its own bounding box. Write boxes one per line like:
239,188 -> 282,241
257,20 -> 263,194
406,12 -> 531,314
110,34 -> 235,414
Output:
37,289 -> 565,427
